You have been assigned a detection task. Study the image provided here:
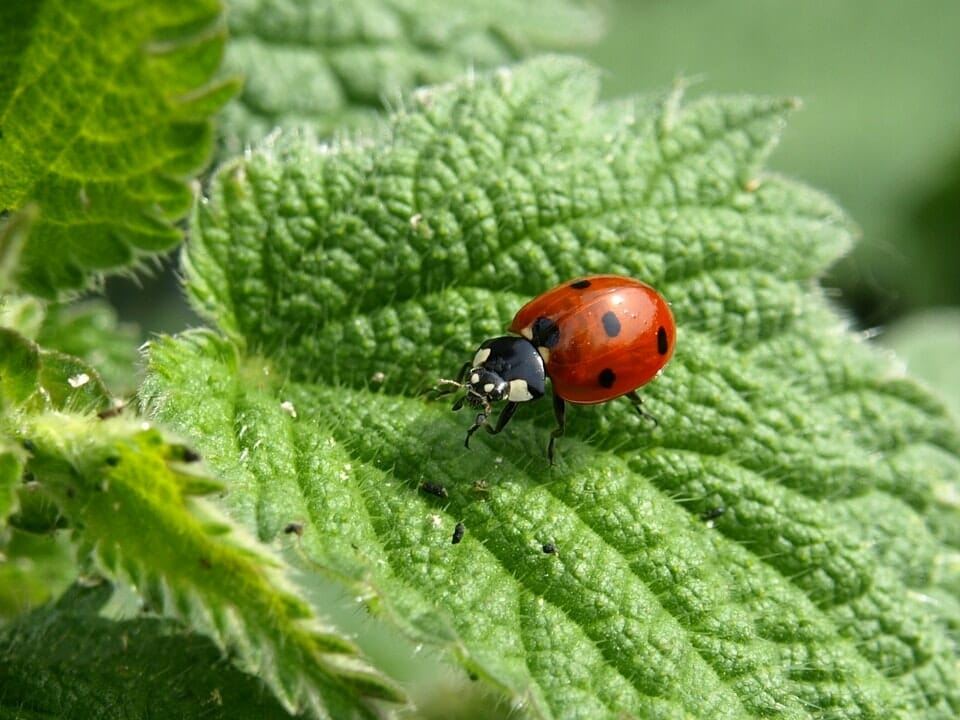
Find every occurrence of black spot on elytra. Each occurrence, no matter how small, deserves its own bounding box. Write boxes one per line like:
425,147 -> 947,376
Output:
601,311 -> 621,338
598,368 -> 616,388
531,316 -> 560,348
657,326 -> 669,355
570,279 -> 591,289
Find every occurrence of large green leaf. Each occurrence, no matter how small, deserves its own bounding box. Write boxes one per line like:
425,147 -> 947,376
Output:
0,0 -> 237,297
145,57 -> 960,717
218,0 -> 604,152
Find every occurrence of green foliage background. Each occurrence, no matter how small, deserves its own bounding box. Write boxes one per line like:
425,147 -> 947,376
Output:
1,1 -> 959,719
587,0 -> 960,322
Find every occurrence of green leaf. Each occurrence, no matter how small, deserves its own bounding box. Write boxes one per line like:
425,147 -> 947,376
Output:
0,324 -> 404,716
0,327 -> 112,415
218,0 -> 604,152
1,296 -> 141,397
36,300 -> 142,397
152,56 -> 960,717
0,583 -> 294,719
0,528 -> 76,621
11,412 -> 405,716
0,0 -> 238,298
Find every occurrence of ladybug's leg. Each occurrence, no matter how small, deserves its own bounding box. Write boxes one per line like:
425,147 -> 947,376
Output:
626,391 -> 658,426
547,393 -> 566,464
464,410 -> 490,448
486,401 -> 520,436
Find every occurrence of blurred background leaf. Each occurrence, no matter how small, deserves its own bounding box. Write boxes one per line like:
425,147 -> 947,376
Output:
584,0 -> 960,325
881,308 -> 960,422
109,0 -> 960,336
217,0 -> 605,155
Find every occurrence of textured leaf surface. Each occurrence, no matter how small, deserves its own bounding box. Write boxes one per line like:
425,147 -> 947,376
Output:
0,0 -> 236,297
152,57 -> 960,717
218,0 -> 604,153
0,326 -> 405,718
0,584 -> 293,719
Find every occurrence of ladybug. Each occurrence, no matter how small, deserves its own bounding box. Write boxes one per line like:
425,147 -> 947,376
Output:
440,275 -> 675,462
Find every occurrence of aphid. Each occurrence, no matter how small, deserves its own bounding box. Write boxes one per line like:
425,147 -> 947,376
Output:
420,482 -> 448,498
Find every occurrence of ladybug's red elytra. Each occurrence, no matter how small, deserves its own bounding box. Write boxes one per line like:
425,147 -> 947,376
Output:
439,274 -> 676,463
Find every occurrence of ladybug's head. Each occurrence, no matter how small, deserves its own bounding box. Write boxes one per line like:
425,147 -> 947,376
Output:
435,336 -> 546,415
461,367 -> 510,408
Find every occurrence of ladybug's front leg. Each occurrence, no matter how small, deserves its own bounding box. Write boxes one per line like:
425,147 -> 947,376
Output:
486,401 -> 520,436
464,411 -> 489,448
547,393 -> 566,464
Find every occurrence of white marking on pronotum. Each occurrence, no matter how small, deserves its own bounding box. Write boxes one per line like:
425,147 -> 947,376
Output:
483,383 -> 495,393
472,347 -> 491,366
68,373 -> 90,388
470,373 -> 481,385
508,379 -> 533,402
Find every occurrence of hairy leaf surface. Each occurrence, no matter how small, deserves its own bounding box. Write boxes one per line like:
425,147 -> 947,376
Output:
0,326 -> 405,718
0,0 -> 236,297
146,57 -> 960,718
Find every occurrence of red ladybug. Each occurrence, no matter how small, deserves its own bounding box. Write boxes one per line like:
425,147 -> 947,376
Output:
440,275 -> 675,462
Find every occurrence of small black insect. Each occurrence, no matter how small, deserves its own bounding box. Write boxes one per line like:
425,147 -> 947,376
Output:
284,522 -> 304,536
541,543 -> 557,555
452,522 -> 465,545
97,402 -> 126,419
700,507 -> 726,522
420,482 -> 448,498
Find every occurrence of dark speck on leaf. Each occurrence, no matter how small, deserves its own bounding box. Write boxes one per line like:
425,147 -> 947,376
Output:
420,482 -> 448,498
